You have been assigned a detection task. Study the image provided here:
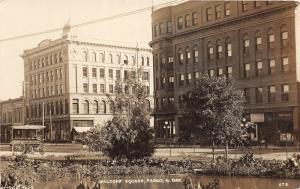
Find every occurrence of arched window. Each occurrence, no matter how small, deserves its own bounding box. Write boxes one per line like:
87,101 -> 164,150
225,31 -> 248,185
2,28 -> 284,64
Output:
109,54 -> 113,63
254,31 -> 262,51
83,51 -> 88,61
225,37 -> 232,57
117,54 -> 121,64
191,46 -> 198,63
141,57 -> 145,66
100,100 -> 106,114
216,40 -> 222,59
124,55 -> 128,64
100,53 -> 105,63
242,34 -> 250,54
178,49 -> 184,65
109,101 -> 114,113
131,56 -> 136,65
280,25 -> 288,47
92,52 -> 97,62
83,100 -> 89,114
185,47 -> 191,63
207,42 -> 213,60
147,57 -> 150,66
92,100 -> 98,114
267,28 -> 275,49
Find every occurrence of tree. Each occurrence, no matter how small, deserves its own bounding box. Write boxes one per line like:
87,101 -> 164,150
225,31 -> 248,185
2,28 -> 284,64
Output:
183,74 -> 246,159
85,68 -> 154,159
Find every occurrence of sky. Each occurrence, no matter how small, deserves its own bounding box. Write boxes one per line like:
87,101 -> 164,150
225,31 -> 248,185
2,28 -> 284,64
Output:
0,0 -> 175,100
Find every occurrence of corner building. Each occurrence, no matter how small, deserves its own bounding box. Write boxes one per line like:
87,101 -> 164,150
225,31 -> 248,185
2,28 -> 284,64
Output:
150,1 -> 300,144
22,27 -> 153,141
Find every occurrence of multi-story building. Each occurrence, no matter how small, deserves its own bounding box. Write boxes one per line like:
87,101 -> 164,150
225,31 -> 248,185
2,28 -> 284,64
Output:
0,97 -> 24,142
21,25 -> 153,141
150,1 -> 300,144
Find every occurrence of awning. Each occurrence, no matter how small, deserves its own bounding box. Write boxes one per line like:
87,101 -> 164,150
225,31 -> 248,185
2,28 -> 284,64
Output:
11,125 -> 45,130
73,127 -> 93,133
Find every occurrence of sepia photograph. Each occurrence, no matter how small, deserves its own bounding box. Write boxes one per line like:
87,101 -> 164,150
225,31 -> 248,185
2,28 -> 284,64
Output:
0,0 -> 300,188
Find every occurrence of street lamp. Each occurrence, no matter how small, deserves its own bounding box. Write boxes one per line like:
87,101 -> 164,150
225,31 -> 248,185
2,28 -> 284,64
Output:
163,121 -> 172,157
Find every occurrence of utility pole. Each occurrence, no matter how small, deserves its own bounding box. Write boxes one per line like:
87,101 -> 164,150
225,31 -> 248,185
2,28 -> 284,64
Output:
42,102 -> 45,126
50,108 -> 53,142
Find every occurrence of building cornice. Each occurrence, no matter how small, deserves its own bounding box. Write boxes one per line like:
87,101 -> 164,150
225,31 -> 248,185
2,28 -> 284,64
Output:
149,3 -> 297,47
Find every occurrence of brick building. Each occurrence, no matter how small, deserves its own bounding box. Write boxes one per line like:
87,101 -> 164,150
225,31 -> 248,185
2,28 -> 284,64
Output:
0,97 -> 24,142
21,24 -> 154,142
150,1 -> 300,144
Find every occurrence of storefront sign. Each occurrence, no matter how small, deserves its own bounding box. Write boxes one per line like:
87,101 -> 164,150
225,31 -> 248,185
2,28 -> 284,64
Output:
251,113 -> 264,122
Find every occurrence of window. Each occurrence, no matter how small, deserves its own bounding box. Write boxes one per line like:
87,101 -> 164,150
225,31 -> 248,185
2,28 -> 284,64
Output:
209,69 -> 214,76
83,51 -> 88,61
218,68 -> 223,76
268,29 -> 275,49
124,70 -> 129,80
268,59 -> 276,74
109,54 -> 113,64
244,63 -> 251,78
159,22 -> 165,34
268,86 -> 276,102
281,26 -> 288,47
109,84 -> 114,94
194,72 -> 200,79
65,100 -> 69,114
109,69 -> 113,79
92,101 -> 98,114
282,84 -> 289,101
116,70 -> 121,79
208,43 -> 213,60
167,21 -> 172,33
92,68 -> 97,78
192,12 -> 198,25
282,57 -> 289,72
100,101 -> 106,114
109,101 -> 114,113
186,50 -> 191,63
243,35 -> 250,54
124,55 -> 128,64
83,100 -> 89,114
100,84 -> 105,93
256,60 -> 263,76
100,68 -> 105,78
224,2 -> 231,16
206,7 -> 213,21
179,51 -> 184,64
131,71 -> 136,79
256,87 -> 263,103
242,1 -> 248,11
193,49 -> 199,63
254,1 -> 261,8
217,40 -> 222,59
142,72 -> 149,80
161,77 -> 165,88
168,76 -> 174,88
72,99 -> 79,114
83,83 -> 89,93
117,54 -> 121,64
100,53 -> 105,63
215,5 -> 221,19
187,73 -> 192,85
244,88 -> 250,104
226,39 -> 232,57
92,52 -> 97,62
255,35 -> 262,51
185,14 -> 191,27
178,16 -> 183,30
147,57 -> 150,66
83,67 -> 88,77
131,56 -> 135,65
226,66 -> 232,78
168,56 -> 174,69
179,74 -> 185,86
93,84 -> 97,93
154,24 -> 158,37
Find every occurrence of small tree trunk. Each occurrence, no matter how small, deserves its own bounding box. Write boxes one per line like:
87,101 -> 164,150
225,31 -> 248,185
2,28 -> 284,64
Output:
225,142 -> 229,159
212,140 -> 215,161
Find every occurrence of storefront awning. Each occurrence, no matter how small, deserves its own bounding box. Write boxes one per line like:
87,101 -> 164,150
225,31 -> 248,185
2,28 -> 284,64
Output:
73,127 -> 93,133
11,125 -> 45,130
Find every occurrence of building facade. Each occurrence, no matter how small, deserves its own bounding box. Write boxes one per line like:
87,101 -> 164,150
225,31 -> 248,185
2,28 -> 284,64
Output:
0,97 -> 24,142
150,1 -> 300,144
22,26 -> 154,142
